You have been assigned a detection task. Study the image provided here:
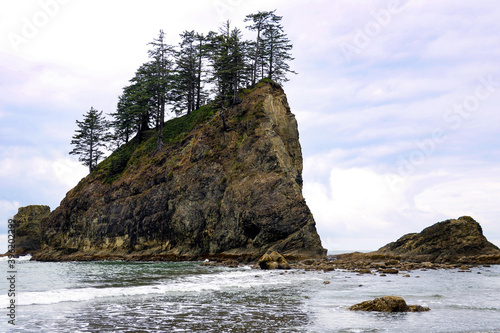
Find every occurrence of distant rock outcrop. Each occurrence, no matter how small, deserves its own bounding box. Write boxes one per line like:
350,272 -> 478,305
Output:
375,216 -> 500,263
350,296 -> 430,312
12,205 -> 50,255
33,81 -> 326,261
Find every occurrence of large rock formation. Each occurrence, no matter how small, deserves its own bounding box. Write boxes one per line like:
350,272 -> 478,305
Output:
375,216 -> 500,263
34,81 -> 326,261
12,205 -> 50,255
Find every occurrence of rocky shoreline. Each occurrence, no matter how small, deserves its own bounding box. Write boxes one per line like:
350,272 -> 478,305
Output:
199,251 -> 498,273
15,250 -> 499,272
290,252 -> 498,273
8,202 -> 500,271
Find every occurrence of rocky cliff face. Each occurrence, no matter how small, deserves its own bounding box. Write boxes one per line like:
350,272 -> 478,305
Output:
375,216 -> 500,263
12,205 -> 50,254
34,81 -> 326,261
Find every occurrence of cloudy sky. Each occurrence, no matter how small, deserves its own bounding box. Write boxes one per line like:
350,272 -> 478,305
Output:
1,0 -> 500,253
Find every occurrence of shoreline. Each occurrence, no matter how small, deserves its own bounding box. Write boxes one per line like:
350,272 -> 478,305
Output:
7,250 -> 499,273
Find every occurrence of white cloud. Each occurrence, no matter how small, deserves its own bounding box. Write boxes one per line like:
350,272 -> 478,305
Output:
0,200 -> 20,221
304,166 -> 412,251
414,173 -> 500,240
0,147 -> 87,221
52,156 -> 88,188
0,200 -> 20,252
0,234 -> 8,254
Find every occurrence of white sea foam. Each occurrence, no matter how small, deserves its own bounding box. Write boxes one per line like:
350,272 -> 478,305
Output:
6,267 -> 322,306
0,253 -> 32,261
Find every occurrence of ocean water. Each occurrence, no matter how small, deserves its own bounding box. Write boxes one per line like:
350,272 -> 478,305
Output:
1,255 -> 499,332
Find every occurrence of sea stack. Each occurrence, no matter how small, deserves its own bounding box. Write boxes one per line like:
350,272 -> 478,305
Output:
11,205 -> 50,255
33,81 -> 326,261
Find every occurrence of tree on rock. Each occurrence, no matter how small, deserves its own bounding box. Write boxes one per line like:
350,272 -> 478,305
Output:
147,29 -> 175,151
245,10 -> 296,84
245,10 -> 275,86
69,107 -> 108,173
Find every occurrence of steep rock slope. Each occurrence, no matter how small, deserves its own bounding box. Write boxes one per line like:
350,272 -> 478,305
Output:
34,81 -> 326,261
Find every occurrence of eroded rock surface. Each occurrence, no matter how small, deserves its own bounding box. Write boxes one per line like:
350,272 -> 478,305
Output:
257,251 -> 290,269
12,205 -> 50,255
34,82 -> 326,262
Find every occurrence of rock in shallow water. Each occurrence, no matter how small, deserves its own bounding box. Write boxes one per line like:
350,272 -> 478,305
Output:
257,251 -> 290,269
349,296 -> 430,312
10,205 -> 50,255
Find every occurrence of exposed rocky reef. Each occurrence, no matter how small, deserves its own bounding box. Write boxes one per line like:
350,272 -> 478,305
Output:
11,205 -> 50,255
33,81 -> 326,262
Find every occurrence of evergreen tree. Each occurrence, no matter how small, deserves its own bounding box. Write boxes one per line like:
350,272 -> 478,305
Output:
245,10 -> 296,83
125,64 -> 156,142
207,21 -> 248,106
244,10 -> 276,86
106,93 -> 136,150
194,32 -> 208,110
173,30 -> 198,115
69,107 -> 108,173
261,17 -> 297,83
106,12 -> 296,151
147,30 -> 175,150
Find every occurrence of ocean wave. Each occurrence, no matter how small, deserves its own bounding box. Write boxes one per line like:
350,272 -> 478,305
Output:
0,254 -> 32,261
2,267 -> 322,306
449,304 -> 500,311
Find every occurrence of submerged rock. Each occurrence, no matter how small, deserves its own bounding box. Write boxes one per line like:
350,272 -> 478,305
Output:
349,296 -> 430,312
34,81 -> 326,262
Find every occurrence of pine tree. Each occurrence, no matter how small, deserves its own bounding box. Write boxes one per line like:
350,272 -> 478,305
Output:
126,64 -> 155,142
207,21 -> 248,106
106,13 -> 296,149
245,10 -> 276,86
194,32 -> 208,110
147,30 -> 174,150
261,17 -> 297,83
173,30 -> 198,115
107,93 -> 136,150
245,10 -> 296,84
69,107 -> 108,173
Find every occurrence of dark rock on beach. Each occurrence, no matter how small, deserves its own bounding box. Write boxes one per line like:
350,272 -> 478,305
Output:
349,296 -> 430,312
257,251 -> 290,269
10,205 -> 50,255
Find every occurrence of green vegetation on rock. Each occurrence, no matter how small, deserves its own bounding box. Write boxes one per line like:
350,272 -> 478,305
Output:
35,82 -> 326,262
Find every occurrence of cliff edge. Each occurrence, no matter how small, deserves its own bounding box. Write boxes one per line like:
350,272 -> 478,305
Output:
33,81 -> 326,261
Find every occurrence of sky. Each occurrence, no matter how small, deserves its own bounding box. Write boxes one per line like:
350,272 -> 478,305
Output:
1,0 -> 500,253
